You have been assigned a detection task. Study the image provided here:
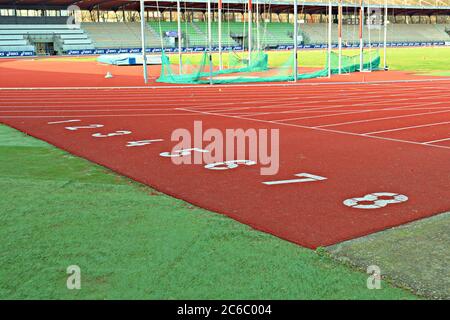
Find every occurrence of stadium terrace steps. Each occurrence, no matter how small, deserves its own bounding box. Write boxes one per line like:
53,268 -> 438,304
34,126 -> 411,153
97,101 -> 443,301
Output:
263,22 -> 294,46
0,35 -> 27,40
383,24 -> 449,43
0,28 -> 34,53
301,23 -> 450,44
0,24 -> 94,54
2,22 -> 449,54
434,24 -> 450,37
82,22 -> 161,49
149,21 -> 214,47
146,23 -> 170,47
194,22 -> 238,46
147,21 -> 295,48
145,22 -> 450,47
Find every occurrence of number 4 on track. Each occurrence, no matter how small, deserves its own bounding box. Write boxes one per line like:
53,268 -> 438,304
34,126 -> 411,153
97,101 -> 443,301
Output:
263,173 -> 327,186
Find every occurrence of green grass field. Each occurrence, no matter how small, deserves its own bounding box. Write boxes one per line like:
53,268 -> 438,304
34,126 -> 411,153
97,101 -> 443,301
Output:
2,46 -> 448,299
168,47 -> 450,74
75,46 -> 450,75
0,125 -> 417,299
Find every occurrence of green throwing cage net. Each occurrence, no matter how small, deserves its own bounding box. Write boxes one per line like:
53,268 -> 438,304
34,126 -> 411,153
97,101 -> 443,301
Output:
157,50 -> 381,85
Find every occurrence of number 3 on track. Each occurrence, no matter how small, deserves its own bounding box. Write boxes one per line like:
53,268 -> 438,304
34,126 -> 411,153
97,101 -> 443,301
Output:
343,192 -> 408,210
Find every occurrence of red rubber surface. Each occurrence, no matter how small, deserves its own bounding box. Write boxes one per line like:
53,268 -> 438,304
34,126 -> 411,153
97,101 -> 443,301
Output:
1,59 -> 450,248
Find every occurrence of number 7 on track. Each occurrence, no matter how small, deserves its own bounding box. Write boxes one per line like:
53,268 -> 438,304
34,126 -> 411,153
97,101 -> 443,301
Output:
263,173 -> 327,186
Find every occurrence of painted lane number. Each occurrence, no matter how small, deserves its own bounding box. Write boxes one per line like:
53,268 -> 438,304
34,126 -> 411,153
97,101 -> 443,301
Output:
160,148 -> 209,157
263,173 -> 327,186
204,160 -> 256,170
127,139 -> 164,147
92,131 -> 132,138
343,192 -> 408,209
65,124 -> 104,131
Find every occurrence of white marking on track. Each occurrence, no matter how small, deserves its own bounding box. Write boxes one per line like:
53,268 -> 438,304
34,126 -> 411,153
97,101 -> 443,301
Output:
177,107 -> 450,151
0,77 -> 449,91
263,173 -> 327,185
365,121 -> 450,135
48,119 -> 80,124
423,137 -> 450,144
313,105 -> 450,128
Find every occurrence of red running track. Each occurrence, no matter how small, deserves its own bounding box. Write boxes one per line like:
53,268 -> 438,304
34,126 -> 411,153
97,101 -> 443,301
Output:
1,80 -> 450,248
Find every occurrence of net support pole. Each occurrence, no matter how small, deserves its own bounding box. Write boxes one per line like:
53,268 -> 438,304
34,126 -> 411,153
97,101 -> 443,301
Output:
338,0 -> 343,74
328,0 -> 332,78
256,0 -> 260,51
383,0 -> 388,70
177,0 -> 182,74
248,0 -> 252,64
207,0 -> 213,85
218,0 -> 223,70
367,2 -> 372,52
293,0 -> 298,82
139,0 -> 148,84
359,0 -> 364,72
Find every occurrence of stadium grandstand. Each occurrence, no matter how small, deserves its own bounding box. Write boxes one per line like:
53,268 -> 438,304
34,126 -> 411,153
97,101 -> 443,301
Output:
0,0 -> 449,56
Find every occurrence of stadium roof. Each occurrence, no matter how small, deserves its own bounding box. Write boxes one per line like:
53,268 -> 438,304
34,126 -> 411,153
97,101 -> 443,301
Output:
0,0 -> 449,15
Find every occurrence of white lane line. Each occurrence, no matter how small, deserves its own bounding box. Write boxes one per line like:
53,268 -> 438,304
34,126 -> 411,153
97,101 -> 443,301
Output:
194,88 -> 450,112
209,102 -> 450,118
6,105 -> 446,118
0,94 -> 314,110
0,84 -> 433,101
0,89 -> 399,109
243,106 -> 450,118
0,108 -> 197,114
0,77 -> 449,91
424,137 -> 450,144
0,88 -> 376,100
1,85 -> 448,120
0,113 -> 204,119
0,95 -> 300,103
274,95 -> 450,122
365,121 -> 450,135
0,96 -> 303,110
176,107 -> 450,151
200,91 -> 443,117
239,107 -> 450,117
0,92 -> 402,116
271,101 -> 445,123
48,119 -> 81,125
314,105 -> 450,128
0,82 -> 446,105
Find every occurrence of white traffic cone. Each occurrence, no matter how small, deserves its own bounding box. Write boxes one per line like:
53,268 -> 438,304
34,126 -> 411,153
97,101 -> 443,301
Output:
105,72 -> 113,79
